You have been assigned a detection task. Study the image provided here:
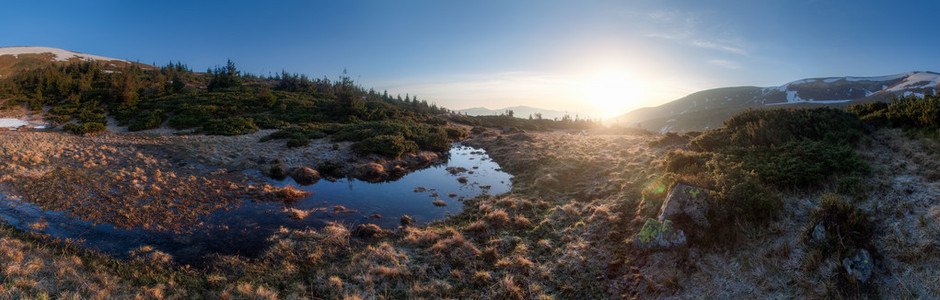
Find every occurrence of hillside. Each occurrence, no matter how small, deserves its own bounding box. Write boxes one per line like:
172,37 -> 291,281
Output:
0,46 -> 151,78
616,72 -> 940,132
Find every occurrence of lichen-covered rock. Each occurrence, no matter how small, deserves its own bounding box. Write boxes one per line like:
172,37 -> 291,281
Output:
659,183 -> 711,228
633,218 -> 687,250
842,248 -> 873,283
289,167 -> 320,185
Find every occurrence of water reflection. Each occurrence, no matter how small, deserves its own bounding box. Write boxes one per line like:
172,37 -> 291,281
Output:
0,143 -> 511,265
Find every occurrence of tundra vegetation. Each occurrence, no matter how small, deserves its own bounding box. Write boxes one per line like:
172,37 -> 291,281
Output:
0,57 -> 938,298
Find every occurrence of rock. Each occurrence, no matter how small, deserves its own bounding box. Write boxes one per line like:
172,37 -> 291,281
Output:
842,248 -> 873,283
811,223 -> 827,245
289,167 -> 320,185
633,218 -> 687,250
269,163 -> 289,180
659,183 -> 711,228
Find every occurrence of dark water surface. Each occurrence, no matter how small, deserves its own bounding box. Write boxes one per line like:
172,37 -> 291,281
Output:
0,144 -> 511,265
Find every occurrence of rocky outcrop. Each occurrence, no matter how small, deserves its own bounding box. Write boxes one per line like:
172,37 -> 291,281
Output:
633,218 -> 687,250
659,183 -> 711,228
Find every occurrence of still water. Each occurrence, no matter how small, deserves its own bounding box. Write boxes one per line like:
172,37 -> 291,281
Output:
0,144 -> 511,265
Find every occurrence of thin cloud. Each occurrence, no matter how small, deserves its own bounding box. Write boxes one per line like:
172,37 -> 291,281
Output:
643,10 -> 750,56
708,59 -> 741,69
691,41 -> 748,56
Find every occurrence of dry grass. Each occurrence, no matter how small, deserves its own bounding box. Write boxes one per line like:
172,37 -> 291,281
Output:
0,126 -> 935,298
0,131 -> 301,231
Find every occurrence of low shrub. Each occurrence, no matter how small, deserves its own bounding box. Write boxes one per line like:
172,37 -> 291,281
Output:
202,117 -> 259,136
849,94 -> 940,129
352,135 -> 418,157
445,127 -> 468,139
286,137 -> 310,148
664,108 -> 869,228
317,162 -> 344,178
128,110 -> 166,131
63,122 -> 106,135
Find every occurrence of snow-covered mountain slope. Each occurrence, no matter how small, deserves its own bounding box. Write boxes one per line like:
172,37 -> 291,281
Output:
0,46 -> 127,62
0,46 -> 148,78
616,72 -> 940,132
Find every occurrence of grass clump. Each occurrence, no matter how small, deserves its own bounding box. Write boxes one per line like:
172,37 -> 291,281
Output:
809,193 -> 872,256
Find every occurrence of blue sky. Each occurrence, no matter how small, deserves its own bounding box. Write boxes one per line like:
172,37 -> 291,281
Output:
3,0 -> 939,117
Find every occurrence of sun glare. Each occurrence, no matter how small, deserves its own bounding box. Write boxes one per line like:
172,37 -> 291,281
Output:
580,70 -> 645,118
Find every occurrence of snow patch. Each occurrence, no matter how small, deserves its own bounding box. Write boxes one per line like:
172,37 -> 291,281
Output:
786,90 -> 802,102
886,72 -> 940,92
0,46 -> 126,62
0,119 -> 30,130
766,99 -> 853,106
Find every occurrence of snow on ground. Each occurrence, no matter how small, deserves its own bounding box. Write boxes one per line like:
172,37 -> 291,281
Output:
0,46 -> 126,62
0,119 -> 30,130
845,73 -> 911,82
765,99 -> 853,106
886,72 -> 940,92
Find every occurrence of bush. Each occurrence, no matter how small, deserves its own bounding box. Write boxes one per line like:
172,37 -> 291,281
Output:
317,162 -> 344,178
202,117 -> 259,136
252,116 -> 290,129
471,126 -> 487,134
665,108 -> 869,228
286,137 -> 310,148
63,122 -> 106,135
129,110 -> 166,131
849,94 -> 940,129
446,127 -> 468,139
689,108 -> 867,188
352,135 -> 418,157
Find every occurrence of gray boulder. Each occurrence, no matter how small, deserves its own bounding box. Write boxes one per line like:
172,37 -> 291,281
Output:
842,248 -> 873,283
633,218 -> 687,250
659,183 -> 711,228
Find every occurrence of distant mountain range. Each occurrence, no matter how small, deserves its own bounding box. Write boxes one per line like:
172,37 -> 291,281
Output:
457,106 -> 590,120
0,46 -> 151,78
615,72 -> 940,133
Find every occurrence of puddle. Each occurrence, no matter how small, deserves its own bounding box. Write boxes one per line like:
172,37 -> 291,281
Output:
0,143 -> 511,265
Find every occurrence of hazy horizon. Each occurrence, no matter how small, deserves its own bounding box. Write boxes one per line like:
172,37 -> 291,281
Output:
3,0 -> 940,118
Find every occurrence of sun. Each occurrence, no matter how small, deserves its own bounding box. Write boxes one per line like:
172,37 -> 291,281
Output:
580,70 -> 645,117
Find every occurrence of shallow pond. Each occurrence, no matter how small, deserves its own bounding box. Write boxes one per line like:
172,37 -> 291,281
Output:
0,143 -> 511,265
